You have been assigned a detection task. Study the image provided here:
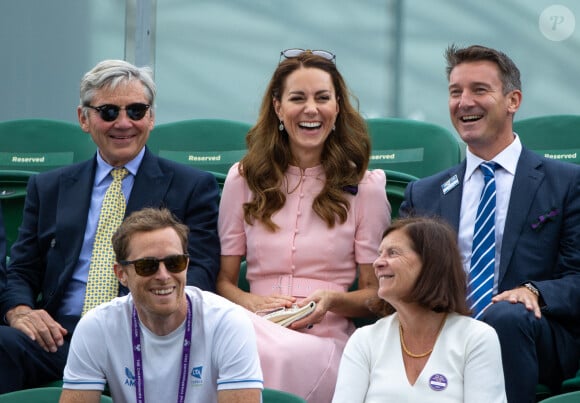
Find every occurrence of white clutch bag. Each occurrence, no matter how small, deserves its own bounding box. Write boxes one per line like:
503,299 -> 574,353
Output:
258,301 -> 316,327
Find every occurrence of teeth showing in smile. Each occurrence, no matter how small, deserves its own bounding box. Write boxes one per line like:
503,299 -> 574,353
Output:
153,288 -> 173,295
299,122 -> 322,129
460,115 -> 483,122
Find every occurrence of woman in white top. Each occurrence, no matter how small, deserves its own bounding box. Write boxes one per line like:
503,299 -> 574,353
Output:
332,216 -> 506,403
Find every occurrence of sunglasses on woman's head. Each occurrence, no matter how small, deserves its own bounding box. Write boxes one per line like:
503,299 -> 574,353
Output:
118,254 -> 189,277
279,48 -> 336,64
85,103 -> 150,122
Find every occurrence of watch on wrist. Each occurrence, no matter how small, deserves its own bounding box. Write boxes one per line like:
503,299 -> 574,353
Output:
522,282 -> 540,297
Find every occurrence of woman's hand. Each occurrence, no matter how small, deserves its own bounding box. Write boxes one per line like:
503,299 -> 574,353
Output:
217,255 -> 297,312
249,294 -> 297,315
289,290 -> 333,330
289,263 -> 380,330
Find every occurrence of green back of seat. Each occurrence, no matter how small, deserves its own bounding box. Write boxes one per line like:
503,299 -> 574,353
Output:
540,391 -> 580,402
262,388 -> 307,403
0,386 -> 113,403
206,171 -> 227,197
561,373 -> 580,393
238,259 -> 250,292
366,118 -> 463,178
513,115 -> 580,164
148,119 -> 250,175
0,170 -> 37,255
385,169 -> 419,219
0,119 -> 96,172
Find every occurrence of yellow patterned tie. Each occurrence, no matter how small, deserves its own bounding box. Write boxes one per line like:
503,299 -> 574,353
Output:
82,167 -> 129,316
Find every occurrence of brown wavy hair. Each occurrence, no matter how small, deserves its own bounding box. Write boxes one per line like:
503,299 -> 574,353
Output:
369,216 -> 471,317
241,52 -> 370,231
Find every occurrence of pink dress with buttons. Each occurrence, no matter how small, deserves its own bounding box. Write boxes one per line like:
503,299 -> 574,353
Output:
218,163 -> 390,403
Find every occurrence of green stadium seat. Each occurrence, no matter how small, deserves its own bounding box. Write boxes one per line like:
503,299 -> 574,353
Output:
148,118 -> 250,175
0,119 -> 96,172
262,387 -> 307,402
385,169 -> 419,219
0,170 -> 37,255
513,115 -> 580,164
536,383 -> 553,402
538,390 -> 580,402
561,368 -> 580,393
513,114 -> 580,400
206,170 -> 227,198
0,119 -> 95,257
0,386 -> 112,402
238,259 -> 250,293
366,118 -> 463,178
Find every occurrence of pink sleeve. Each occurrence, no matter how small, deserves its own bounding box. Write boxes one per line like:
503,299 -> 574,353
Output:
354,169 -> 391,264
218,163 -> 247,256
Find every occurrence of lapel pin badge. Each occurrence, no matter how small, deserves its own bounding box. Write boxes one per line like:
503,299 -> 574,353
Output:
441,175 -> 459,195
429,374 -> 448,391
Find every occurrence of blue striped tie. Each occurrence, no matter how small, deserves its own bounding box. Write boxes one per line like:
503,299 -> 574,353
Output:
468,162 -> 498,319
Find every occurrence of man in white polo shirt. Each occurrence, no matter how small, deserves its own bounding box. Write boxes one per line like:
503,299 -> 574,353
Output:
60,207 -> 263,403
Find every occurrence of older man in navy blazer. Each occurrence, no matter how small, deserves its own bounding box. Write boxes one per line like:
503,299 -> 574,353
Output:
401,45 -> 580,402
0,60 -> 220,393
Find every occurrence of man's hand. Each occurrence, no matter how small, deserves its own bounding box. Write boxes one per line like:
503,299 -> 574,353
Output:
492,286 -> 541,319
6,305 -> 68,352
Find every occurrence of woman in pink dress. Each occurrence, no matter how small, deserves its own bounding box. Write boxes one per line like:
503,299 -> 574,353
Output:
217,49 -> 391,402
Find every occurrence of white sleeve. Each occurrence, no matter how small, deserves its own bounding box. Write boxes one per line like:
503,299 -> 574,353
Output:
332,328 -> 371,403
463,324 -> 507,403
62,312 -> 108,390
213,305 -> 263,390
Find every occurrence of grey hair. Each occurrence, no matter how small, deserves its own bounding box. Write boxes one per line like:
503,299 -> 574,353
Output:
79,59 -> 156,116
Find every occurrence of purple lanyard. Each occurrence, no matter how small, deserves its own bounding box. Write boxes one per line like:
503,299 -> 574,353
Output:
132,295 -> 192,403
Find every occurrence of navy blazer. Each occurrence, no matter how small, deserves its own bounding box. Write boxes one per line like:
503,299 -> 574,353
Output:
400,147 -> 580,375
0,148 -> 220,324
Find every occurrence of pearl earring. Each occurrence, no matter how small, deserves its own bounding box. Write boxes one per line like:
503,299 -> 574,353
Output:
279,121 -> 285,131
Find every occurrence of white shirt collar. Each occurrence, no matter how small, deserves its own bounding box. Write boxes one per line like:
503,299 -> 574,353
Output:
465,134 -> 522,181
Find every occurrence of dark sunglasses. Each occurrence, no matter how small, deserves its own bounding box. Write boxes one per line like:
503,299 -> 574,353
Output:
279,48 -> 336,64
85,103 -> 151,122
118,254 -> 189,277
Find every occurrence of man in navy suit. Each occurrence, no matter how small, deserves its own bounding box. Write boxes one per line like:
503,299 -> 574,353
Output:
401,45 -> 580,402
0,60 -> 220,392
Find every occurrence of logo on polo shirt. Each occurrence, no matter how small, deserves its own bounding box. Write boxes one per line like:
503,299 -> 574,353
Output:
191,365 -> 204,386
124,367 -> 136,387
